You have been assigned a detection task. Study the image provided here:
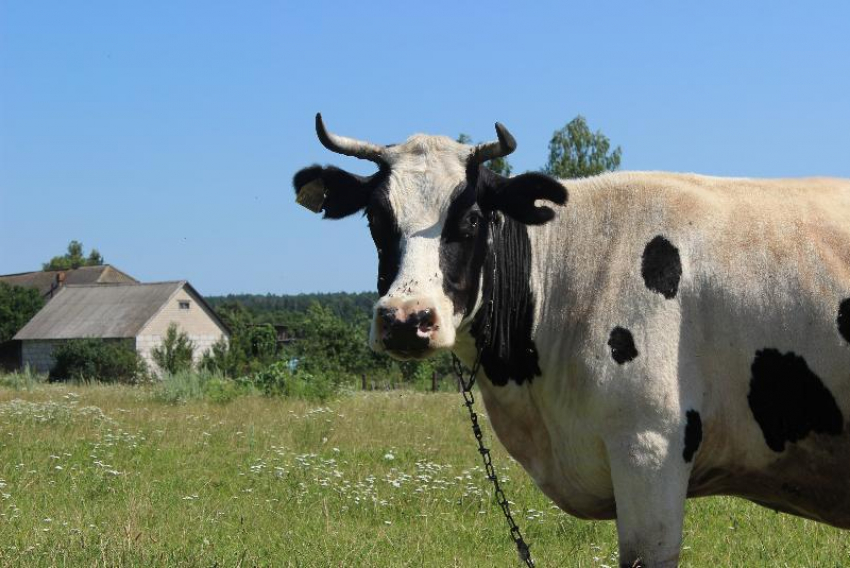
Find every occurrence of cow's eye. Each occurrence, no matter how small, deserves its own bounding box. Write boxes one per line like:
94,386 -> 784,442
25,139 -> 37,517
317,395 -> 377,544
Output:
460,212 -> 480,239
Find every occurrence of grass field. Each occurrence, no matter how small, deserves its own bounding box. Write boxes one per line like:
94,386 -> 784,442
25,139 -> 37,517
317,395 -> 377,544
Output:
0,379 -> 848,567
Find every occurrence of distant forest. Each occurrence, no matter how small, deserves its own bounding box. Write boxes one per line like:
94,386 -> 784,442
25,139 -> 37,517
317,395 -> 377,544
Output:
206,292 -> 378,328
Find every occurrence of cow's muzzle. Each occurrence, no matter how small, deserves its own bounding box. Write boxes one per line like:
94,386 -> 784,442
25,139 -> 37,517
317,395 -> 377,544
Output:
378,306 -> 437,357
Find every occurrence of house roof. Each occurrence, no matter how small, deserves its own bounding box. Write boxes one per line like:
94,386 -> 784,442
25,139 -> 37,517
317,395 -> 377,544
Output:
13,281 -> 229,340
0,265 -> 137,298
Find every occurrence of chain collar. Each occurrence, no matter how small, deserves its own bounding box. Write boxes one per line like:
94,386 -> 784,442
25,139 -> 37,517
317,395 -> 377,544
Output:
450,215 -> 535,567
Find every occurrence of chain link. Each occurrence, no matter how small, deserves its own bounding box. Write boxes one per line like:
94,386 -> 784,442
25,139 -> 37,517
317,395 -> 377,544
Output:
452,352 -> 535,567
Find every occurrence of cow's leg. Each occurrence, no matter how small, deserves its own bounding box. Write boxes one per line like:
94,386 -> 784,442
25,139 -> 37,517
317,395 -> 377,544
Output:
606,430 -> 690,568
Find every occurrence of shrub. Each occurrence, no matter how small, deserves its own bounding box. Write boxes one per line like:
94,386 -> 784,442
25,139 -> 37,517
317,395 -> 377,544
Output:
250,360 -> 336,401
199,337 -> 239,376
151,323 -> 194,374
204,376 -> 246,403
49,339 -> 146,384
251,360 -> 290,396
284,370 -> 335,401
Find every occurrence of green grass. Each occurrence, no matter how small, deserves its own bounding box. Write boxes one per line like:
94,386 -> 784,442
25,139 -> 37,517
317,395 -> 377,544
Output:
0,380 -> 847,567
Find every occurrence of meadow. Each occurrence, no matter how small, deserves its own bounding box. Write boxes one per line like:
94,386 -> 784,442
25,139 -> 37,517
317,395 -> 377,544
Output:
0,374 -> 848,567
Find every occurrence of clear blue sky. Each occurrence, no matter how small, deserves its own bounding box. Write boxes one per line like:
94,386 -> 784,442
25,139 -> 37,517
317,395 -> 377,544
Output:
2,2 -> 849,296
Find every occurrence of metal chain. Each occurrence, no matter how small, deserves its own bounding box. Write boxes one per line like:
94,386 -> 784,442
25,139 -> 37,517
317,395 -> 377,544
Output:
452,213 -> 534,568
452,354 -> 534,567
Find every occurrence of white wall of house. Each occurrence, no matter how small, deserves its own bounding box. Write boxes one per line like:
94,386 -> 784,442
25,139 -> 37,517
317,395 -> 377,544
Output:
136,287 -> 228,373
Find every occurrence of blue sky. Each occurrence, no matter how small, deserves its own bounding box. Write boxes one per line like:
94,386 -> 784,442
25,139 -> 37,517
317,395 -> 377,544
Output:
2,1 -> 849,295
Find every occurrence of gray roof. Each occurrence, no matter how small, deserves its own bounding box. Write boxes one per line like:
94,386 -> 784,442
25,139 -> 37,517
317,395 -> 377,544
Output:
0,265 -> 137,298
15,281 -> 191,340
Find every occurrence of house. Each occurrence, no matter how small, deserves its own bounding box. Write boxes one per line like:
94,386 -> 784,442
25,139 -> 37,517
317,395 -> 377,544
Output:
0,265 -> 138,370
0,265 -> 137,300
13,281 -> 229,374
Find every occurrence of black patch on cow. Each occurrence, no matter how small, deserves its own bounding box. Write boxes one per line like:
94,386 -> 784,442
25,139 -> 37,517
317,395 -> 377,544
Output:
607,326 -> 638,365
470,213 -> 541,387
641,235 -> 682,299
683,410 -> 703,463
293,164 -> 388,220
440,182 -> 489,315
366,190 -> 401,296
838,298 -> 850,344
747,348 -> 844,453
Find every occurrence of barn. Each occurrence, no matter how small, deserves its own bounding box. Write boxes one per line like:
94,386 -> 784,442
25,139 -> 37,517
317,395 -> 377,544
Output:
13,281 -> 229,374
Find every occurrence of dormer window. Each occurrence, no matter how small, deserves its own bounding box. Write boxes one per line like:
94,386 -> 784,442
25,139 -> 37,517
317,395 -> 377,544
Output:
178,300 -> 191,310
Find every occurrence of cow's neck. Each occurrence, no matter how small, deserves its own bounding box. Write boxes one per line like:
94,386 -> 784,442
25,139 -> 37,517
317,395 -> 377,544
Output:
469,213 -> 542,387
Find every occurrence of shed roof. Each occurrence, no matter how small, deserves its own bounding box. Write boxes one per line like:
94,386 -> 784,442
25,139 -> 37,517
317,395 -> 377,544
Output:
0,265 -> 137,298
13,281 -> 228,340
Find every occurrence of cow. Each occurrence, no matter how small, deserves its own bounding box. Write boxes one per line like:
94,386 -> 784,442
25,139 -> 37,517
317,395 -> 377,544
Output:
293,114 -> 850,567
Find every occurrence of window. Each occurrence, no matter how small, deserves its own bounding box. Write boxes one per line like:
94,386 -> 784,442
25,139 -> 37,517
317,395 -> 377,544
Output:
178,300 -> 190,310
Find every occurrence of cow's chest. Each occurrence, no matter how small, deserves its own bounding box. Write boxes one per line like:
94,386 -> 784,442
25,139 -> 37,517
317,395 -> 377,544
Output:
475,374 -> 618,520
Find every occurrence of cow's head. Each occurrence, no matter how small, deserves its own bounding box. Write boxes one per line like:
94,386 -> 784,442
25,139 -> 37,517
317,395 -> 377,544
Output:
294,114 -> 566,360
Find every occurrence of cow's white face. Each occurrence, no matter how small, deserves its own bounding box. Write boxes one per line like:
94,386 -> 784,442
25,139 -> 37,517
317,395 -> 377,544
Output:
294,115 -> 566,360
367,135 -> 485,358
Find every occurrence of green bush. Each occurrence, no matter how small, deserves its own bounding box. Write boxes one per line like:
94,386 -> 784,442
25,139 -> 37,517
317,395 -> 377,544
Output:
251,360 -> 289,396
250,360 -> 336,401
204,376 -> 249,403
49,339 -> 146,384
283,370 -> 336,401
151,323 -> 195,374
199,337 -> 238,376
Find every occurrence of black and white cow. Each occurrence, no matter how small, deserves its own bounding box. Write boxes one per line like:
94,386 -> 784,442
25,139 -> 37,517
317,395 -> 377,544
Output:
294,115 -> 850,567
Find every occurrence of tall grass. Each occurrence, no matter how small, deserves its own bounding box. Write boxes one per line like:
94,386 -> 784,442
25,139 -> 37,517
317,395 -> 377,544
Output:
0,366 -> 44,391
0,379 -> 847,566
152,369 -> 256,403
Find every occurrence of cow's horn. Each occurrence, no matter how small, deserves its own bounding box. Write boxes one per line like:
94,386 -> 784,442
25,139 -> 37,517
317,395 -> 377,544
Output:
473,122 -> 517,163
315,113 -> 386,164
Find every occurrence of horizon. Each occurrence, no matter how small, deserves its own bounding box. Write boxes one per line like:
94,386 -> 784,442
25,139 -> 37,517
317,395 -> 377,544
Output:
2,2 -> 849,296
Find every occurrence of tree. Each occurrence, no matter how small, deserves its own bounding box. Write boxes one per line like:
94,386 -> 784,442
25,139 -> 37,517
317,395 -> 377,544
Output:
457,133 -> 513,177
296,303 -> 371,379
0,282 -> 45,342
543,116 -> 622,179
151,323 -> 195,374
87,249 -> 103,266
200,301 -> 279,376
42,240 -> 105,271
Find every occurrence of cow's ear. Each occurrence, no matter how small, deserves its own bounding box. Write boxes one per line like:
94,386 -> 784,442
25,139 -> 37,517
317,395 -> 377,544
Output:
482,172 -> 567,225
293,165 -> 376,219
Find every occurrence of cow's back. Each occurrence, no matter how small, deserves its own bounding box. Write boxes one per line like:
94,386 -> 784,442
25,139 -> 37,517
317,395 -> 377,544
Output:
527,172 -> 850,527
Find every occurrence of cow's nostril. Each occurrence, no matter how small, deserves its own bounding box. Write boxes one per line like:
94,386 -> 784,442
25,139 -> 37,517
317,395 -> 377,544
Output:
378,306 -> 398,325
416,309 -> 436,333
